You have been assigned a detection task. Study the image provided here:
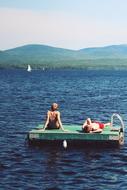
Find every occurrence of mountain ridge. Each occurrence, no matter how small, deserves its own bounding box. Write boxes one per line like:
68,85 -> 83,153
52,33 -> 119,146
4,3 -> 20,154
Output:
1,44 -> 127,69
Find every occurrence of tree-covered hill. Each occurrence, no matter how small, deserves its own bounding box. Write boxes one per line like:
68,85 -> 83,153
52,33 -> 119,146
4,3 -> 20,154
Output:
0,44 -> 127,69
79,45 -> 127,59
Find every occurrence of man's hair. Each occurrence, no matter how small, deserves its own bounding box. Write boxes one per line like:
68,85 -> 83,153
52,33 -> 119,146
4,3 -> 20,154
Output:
51,103 -> 58,110
84,125 -> 91,133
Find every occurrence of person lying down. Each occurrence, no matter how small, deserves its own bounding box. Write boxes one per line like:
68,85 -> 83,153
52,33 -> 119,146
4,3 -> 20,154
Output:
82,118 -> 111,133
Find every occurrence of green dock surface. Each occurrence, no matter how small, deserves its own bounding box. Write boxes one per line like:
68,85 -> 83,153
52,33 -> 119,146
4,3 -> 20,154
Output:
28,124 -> 124,146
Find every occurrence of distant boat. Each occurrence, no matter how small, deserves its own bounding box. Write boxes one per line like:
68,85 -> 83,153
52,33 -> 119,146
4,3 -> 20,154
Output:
27,64 -> 32,72
42,67 -> 45,71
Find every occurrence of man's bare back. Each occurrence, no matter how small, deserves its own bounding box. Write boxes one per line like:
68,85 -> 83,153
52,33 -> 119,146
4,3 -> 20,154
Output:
42,103 -> 66,131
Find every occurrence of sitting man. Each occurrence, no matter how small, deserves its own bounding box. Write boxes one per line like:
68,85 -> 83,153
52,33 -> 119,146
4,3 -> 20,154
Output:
82,118 -> 111,133
42,103 -> 66,131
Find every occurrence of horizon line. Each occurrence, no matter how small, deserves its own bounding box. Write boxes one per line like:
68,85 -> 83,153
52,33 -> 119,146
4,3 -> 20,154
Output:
2,43 -> 127,51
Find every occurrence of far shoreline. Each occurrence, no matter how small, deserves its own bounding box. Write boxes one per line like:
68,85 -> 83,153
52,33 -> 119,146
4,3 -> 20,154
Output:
1,66 -> 127,71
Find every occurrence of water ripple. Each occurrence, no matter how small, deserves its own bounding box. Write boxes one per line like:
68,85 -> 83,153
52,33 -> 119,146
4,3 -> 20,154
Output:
0,69 -> 127,189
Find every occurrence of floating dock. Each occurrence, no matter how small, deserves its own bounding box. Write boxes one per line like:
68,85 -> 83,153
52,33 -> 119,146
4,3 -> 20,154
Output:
28,125 -> 124,147
28,114 -> 125,147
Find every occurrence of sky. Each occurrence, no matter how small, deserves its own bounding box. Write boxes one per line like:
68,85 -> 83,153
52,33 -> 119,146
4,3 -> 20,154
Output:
0,0 -> 127,50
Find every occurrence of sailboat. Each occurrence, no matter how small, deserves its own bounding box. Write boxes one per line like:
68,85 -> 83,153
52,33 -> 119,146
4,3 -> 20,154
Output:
27,64 -> 32,72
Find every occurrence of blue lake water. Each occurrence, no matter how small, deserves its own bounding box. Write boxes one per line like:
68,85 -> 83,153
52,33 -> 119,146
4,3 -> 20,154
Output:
0,69 -> 127,189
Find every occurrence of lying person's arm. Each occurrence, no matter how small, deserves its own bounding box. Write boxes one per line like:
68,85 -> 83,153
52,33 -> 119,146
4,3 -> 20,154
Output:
90,128 -> 103,133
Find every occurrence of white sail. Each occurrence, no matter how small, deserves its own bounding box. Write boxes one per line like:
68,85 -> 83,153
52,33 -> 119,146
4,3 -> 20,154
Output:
27,64 -> 32,72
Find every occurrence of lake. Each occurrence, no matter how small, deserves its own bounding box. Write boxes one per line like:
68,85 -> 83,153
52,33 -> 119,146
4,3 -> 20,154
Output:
0,69 -> 127,189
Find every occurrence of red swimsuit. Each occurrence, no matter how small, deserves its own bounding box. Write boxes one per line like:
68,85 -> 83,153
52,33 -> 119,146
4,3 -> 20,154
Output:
94,121 -> 105,129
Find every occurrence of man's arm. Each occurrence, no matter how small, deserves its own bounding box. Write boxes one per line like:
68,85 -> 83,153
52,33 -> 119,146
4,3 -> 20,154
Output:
42,111 -> 50,130
82,118 -> 92,130
82,120 -> 87,130
90,128 -> 102,133
57,112 -> 66,131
